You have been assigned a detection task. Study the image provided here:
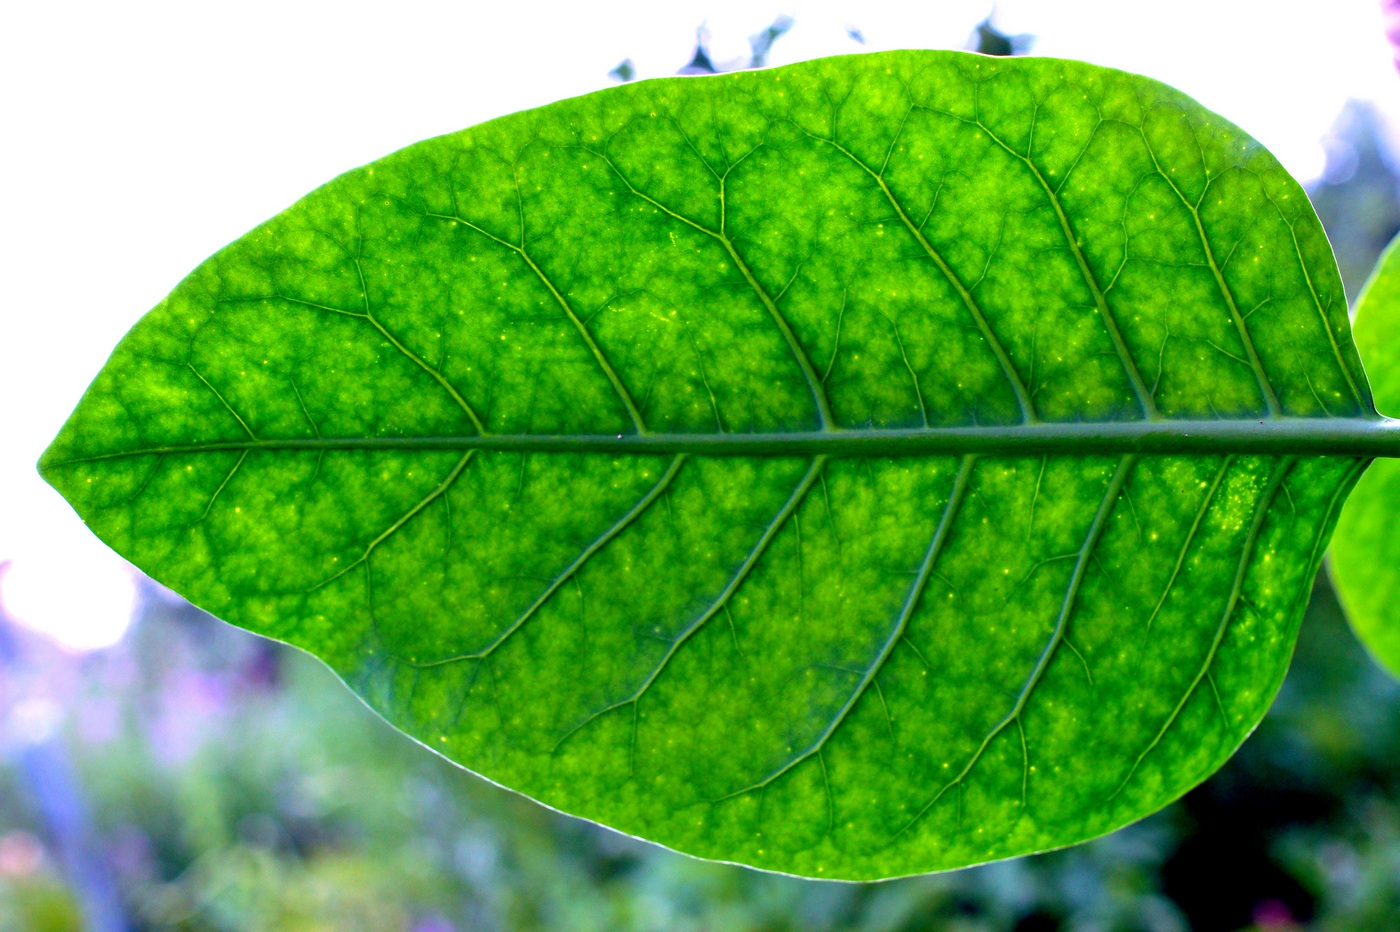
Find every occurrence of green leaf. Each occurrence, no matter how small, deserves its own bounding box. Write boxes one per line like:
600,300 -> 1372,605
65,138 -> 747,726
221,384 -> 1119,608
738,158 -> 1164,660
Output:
41,50 -> 1392,879
1332,235 -> 1400,679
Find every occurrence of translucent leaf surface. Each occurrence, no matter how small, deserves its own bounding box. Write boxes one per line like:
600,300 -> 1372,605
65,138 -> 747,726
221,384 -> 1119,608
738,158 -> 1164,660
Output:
1333,236 -> 1400,679
42,51 -> 1389,879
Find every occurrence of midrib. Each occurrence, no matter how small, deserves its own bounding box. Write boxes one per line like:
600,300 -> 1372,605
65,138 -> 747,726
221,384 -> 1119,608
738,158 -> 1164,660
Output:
49,417 -> 1400,464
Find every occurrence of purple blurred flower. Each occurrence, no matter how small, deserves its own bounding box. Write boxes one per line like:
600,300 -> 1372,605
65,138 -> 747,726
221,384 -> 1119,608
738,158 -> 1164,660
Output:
1384,0 -> 1400,72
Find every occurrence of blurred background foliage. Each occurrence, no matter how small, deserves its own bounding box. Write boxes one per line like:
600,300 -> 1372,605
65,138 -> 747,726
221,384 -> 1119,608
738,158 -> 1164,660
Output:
4,17 -> 1400,932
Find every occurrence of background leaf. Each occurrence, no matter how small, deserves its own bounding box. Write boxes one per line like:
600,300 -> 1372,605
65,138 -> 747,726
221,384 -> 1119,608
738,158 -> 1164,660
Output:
1332,235 -> 1400,678
41,50 -> 1376,879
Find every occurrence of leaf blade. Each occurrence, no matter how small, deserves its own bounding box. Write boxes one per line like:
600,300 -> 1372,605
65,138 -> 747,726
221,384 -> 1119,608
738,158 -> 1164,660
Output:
1333,235 -> 1400,679
42,50 -> 1377,878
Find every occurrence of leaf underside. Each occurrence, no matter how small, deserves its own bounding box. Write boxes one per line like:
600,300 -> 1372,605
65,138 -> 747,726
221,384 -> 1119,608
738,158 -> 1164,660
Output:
1333,235 -> 1400,679
42,51 -> 1374,879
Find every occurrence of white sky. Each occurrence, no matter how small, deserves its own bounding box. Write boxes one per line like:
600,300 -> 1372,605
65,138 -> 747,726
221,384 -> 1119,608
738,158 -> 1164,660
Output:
2,0 -> 1398,649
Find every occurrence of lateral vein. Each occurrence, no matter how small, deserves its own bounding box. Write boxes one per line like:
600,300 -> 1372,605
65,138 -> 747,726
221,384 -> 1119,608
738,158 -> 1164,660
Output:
551,457 -> 827,754
965,114 -> 1158,419
423,211 -> 647,434
1110,455 -> 1296,799
1140,138 -> 1281,416
809,132 -> 1038,424
310,450 -> 476,592
717,455 -> 974,803
1141,456 -> 1234,643
352,257 -> 489,436
402,454 -> 687,666
899,454 -> 1136,837
582,149 -> 835,430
